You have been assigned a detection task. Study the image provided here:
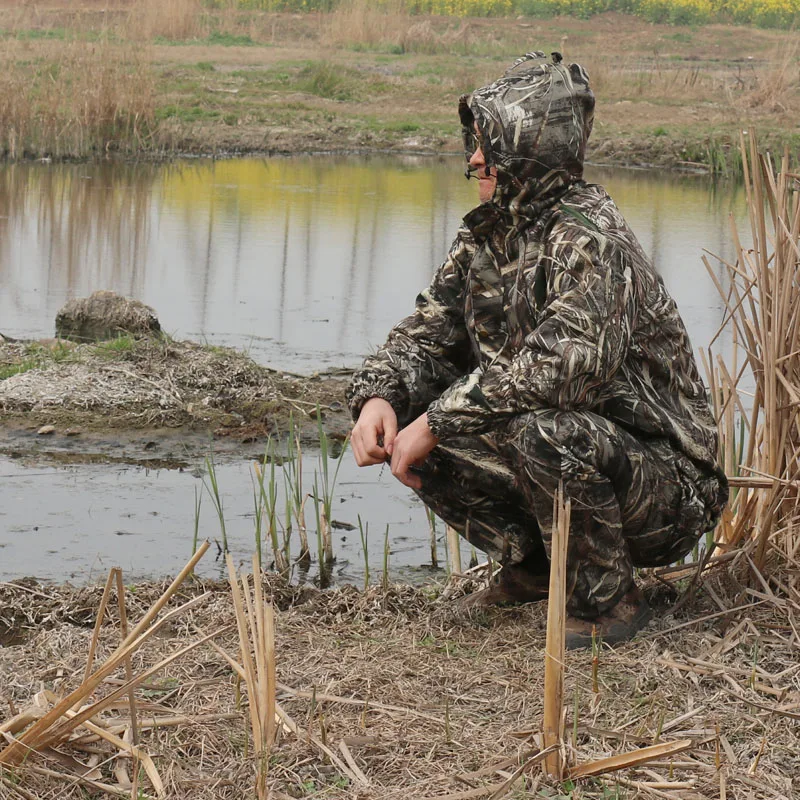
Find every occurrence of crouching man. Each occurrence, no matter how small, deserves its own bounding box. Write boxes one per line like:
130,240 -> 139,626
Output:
345,52 -> 728,648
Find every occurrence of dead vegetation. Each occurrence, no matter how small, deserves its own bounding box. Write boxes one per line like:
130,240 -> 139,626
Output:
0,335 -> 348,433
0,39 -> 156,160
1,545 -> 799,799
702,134 -> 800,572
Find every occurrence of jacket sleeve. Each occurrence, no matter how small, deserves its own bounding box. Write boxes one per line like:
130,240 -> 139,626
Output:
346,226 -> 476,426
426,230 -> 636,439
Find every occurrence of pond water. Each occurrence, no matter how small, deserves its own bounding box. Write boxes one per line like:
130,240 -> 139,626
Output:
0,156 -> 746,583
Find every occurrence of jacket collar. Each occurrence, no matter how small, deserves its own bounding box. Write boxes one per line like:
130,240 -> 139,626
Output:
464,170 -> 578,244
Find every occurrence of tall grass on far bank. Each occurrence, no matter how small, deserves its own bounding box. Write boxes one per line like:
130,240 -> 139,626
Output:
208,0 -> 800,28
127,0 -> 203,41
0,41 -> 156,160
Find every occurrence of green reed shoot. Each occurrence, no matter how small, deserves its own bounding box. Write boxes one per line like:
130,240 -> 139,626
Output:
311,471 -> 330,587
358,514 -> 369,590
254,437 -> 286,574
191,484 -> 202,561
284,415 -> 310,558
203,452 -> 228,553
426,506 -> 438,569
382,524 -> 390,592
252,462 -> 265,568
283,479 -> 298,566
316,407 -> 348,564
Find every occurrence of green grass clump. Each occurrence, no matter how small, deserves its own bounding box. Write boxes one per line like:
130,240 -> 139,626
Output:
0,361 -> 36,380
93,335 -> 137,358
205,30 -> 256,47
156,104 -> 222,122
297,61 -> 355,101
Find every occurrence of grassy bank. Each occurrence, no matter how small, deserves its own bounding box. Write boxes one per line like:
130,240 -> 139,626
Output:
0,2 -> 797,171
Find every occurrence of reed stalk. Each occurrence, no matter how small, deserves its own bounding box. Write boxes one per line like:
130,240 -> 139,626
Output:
204,452 -> 228,554
311,473 -> 330,588
191,485 -> 202,561
446,524 -> 462,576
543,487 -> 570,780
426,506 -> 439,569
316,409 -> 348,565
284,417 -> 310,560
254,438 -> 287,575
382,523 -> 390,592
225,554 -> 277,800
704,132 -> 800,573
358,515 -> 370,590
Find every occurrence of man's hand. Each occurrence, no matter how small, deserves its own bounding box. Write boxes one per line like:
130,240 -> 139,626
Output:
351,398 -> 398,467
390,413 -> 438,490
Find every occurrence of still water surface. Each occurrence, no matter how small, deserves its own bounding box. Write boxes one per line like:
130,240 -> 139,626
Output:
0,156 -> 745,582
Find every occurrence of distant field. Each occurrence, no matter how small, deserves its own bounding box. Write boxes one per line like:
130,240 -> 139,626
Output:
0,1 -> 797,170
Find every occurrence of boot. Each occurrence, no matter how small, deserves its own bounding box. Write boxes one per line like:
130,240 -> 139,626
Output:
564,586 -> 651,650
457,562 -> 549,610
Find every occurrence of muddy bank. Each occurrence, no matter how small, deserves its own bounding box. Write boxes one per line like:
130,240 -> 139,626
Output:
0,335 -> 351,462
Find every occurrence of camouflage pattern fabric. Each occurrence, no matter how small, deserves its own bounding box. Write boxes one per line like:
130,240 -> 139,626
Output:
411,411 -> 722,617
347,53 -> 728,614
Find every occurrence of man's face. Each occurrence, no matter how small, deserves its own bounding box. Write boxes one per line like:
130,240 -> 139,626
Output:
468,125 -> 497,204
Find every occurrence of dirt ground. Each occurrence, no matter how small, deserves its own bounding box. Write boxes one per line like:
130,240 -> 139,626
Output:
1,6 -> 799,170
0,549 -> 797,800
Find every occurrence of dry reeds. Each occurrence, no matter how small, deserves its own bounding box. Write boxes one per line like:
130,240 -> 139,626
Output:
703,132 -> 800,573
542,489 -> 569,779
0,40 -> 156,160
126,0 -> 203,42
0,543 -> 222,796
325,0 -> 412,50
225,555 -> 277,800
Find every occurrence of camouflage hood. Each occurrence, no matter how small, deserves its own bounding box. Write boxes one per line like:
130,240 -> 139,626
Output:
459,52 -> 595,212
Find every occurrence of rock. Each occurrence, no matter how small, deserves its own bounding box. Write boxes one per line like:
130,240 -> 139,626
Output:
55,291 -> 161,343
37,425 -> 55,435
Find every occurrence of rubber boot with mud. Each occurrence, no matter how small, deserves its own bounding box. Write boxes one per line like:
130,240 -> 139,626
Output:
564,586 -> 652,650
457,559 -> 549,610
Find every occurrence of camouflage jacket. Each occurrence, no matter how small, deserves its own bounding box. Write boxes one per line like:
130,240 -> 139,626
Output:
346,52 -> 722,479
347,181 -> 723,477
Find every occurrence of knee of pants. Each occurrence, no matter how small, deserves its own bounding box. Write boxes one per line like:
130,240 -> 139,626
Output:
503,408 -> 619,478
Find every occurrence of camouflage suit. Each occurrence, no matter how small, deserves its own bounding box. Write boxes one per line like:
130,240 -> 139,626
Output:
346,53 -> 728,618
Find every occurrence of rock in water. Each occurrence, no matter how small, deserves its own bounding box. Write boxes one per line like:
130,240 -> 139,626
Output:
55,291 -> 161,343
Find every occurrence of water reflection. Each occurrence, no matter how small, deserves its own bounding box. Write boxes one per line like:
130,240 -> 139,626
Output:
0,156 -> 743,370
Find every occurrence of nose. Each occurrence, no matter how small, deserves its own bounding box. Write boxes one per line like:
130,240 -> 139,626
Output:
469,145 -> 486,171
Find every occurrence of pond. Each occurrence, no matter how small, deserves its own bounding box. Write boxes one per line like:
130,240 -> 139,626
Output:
0,156 -> 745,583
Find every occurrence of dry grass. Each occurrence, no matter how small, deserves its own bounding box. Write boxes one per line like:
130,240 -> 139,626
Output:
323,0 -> 524,54
702,134 -> 800,575
738,38 -> 800,113
0,40 -> 156,159
126,0 -> 204,41
0,560 -> 798,799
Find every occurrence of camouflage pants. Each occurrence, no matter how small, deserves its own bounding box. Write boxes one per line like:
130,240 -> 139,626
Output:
414,409 -> 725,618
